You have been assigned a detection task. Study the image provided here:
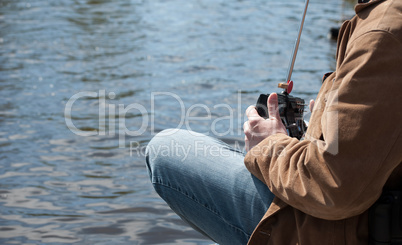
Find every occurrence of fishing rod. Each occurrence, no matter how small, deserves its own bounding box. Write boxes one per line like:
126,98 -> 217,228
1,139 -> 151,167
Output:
256,0 -> 310,139
285,0 -> 310,87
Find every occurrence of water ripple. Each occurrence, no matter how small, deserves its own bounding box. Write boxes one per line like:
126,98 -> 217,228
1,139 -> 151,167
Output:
0,0 -> 343,244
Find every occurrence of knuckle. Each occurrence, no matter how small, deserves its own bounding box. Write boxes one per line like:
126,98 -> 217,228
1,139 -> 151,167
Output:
249,119 -> 260,128
246,106 -> 255,116
243,121 -> 249,130
244,128 -> 251,136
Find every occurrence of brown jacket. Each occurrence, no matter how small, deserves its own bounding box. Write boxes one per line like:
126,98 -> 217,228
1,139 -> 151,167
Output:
244,0 -> 402,244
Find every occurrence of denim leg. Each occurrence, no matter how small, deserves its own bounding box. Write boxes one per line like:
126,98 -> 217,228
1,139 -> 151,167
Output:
145,129 -> 274,245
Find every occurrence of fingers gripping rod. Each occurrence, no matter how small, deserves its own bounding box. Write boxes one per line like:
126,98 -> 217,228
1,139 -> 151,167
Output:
286,0 -> 310,83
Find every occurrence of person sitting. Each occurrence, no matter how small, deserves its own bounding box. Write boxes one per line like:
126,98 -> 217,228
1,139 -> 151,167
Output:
145,0 -> 402,244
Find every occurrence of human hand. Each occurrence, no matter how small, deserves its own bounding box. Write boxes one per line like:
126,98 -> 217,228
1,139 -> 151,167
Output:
243,93 -> 287,152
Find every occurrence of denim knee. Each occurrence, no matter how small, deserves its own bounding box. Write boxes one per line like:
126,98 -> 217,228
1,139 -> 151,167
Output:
145,128 -> 186,179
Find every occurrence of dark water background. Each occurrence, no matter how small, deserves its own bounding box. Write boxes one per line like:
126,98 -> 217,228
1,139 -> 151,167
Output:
0,0 -> 355,244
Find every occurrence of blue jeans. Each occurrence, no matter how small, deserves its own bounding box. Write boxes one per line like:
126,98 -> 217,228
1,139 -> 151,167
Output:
145,129 -> 275,245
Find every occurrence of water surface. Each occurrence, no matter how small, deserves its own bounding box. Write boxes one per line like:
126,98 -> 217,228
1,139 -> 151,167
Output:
0,0 -> 355,244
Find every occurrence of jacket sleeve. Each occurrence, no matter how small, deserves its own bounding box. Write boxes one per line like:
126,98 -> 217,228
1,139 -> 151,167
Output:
244,30 -> 402,220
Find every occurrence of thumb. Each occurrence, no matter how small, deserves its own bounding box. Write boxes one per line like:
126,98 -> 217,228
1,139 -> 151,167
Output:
267,93 -> 281,120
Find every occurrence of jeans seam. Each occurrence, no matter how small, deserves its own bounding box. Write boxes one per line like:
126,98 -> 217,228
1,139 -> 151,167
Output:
152,176 -> 251,239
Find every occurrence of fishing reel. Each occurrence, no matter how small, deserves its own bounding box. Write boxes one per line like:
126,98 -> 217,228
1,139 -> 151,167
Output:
256,81 -> 307,140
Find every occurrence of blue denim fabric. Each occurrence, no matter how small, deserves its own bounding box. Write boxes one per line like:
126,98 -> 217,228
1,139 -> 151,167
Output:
145,129 -> 275,245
